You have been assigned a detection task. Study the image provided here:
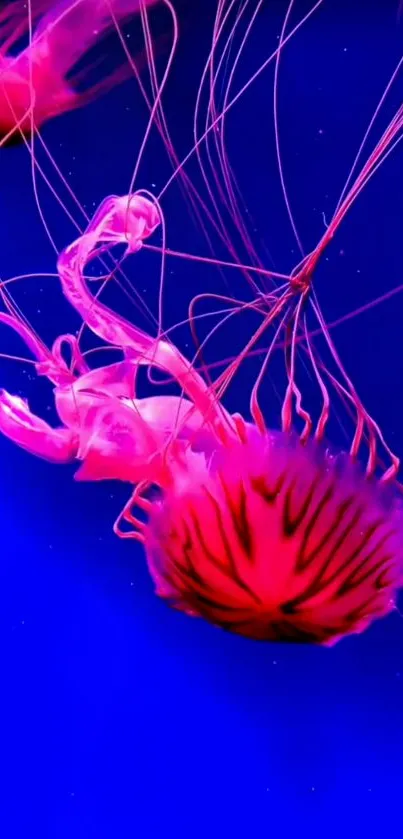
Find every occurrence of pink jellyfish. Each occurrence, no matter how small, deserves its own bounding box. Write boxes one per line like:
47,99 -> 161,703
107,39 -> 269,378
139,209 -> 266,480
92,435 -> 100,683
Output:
0,191 -> 402,646
0,0 -> 160,145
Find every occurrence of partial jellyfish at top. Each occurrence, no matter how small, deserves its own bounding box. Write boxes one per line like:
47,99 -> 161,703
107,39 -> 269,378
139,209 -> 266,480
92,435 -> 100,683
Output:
0,0 -> 161,145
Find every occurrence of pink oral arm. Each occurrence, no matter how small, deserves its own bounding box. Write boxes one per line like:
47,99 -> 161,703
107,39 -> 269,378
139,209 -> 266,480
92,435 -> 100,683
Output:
57,194 -> 232,435
53,359 -> 139,429
0,311 -> 77,459
0,389 -> 78,462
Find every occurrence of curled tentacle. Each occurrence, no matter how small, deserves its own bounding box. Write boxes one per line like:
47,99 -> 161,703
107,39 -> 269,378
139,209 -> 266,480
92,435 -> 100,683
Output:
57,193 -> 234,438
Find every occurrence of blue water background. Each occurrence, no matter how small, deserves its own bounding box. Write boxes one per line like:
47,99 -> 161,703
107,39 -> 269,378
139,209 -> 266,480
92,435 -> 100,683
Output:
1,1 -> 403,835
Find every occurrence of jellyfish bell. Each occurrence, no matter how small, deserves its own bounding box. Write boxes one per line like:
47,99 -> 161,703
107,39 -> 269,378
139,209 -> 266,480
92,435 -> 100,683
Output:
0,57 -> 32,143
0,0 -> 161,145
0,125 -> 31,147
1,192 -> 402,647
146,428 -> 403,645
0,48 -> 78,142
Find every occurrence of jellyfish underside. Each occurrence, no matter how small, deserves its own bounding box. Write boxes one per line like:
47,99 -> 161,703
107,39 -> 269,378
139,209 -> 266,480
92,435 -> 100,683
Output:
0,192 -> 402,646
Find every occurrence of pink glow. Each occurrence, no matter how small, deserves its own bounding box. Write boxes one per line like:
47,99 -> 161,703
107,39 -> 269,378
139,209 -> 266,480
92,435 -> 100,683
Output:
0,192 -> 402,646
0,0 -> 160,143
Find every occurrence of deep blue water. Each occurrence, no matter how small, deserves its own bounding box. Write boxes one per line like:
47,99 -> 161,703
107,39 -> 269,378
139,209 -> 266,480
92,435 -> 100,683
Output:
1,1 -> 403,836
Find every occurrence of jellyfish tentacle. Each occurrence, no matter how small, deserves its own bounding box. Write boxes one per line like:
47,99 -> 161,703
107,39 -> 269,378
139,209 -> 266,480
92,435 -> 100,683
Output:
113,480 -> 152,543
57,193 -> 234,438
0,311 -> 75,386
51,334 -> 90,376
